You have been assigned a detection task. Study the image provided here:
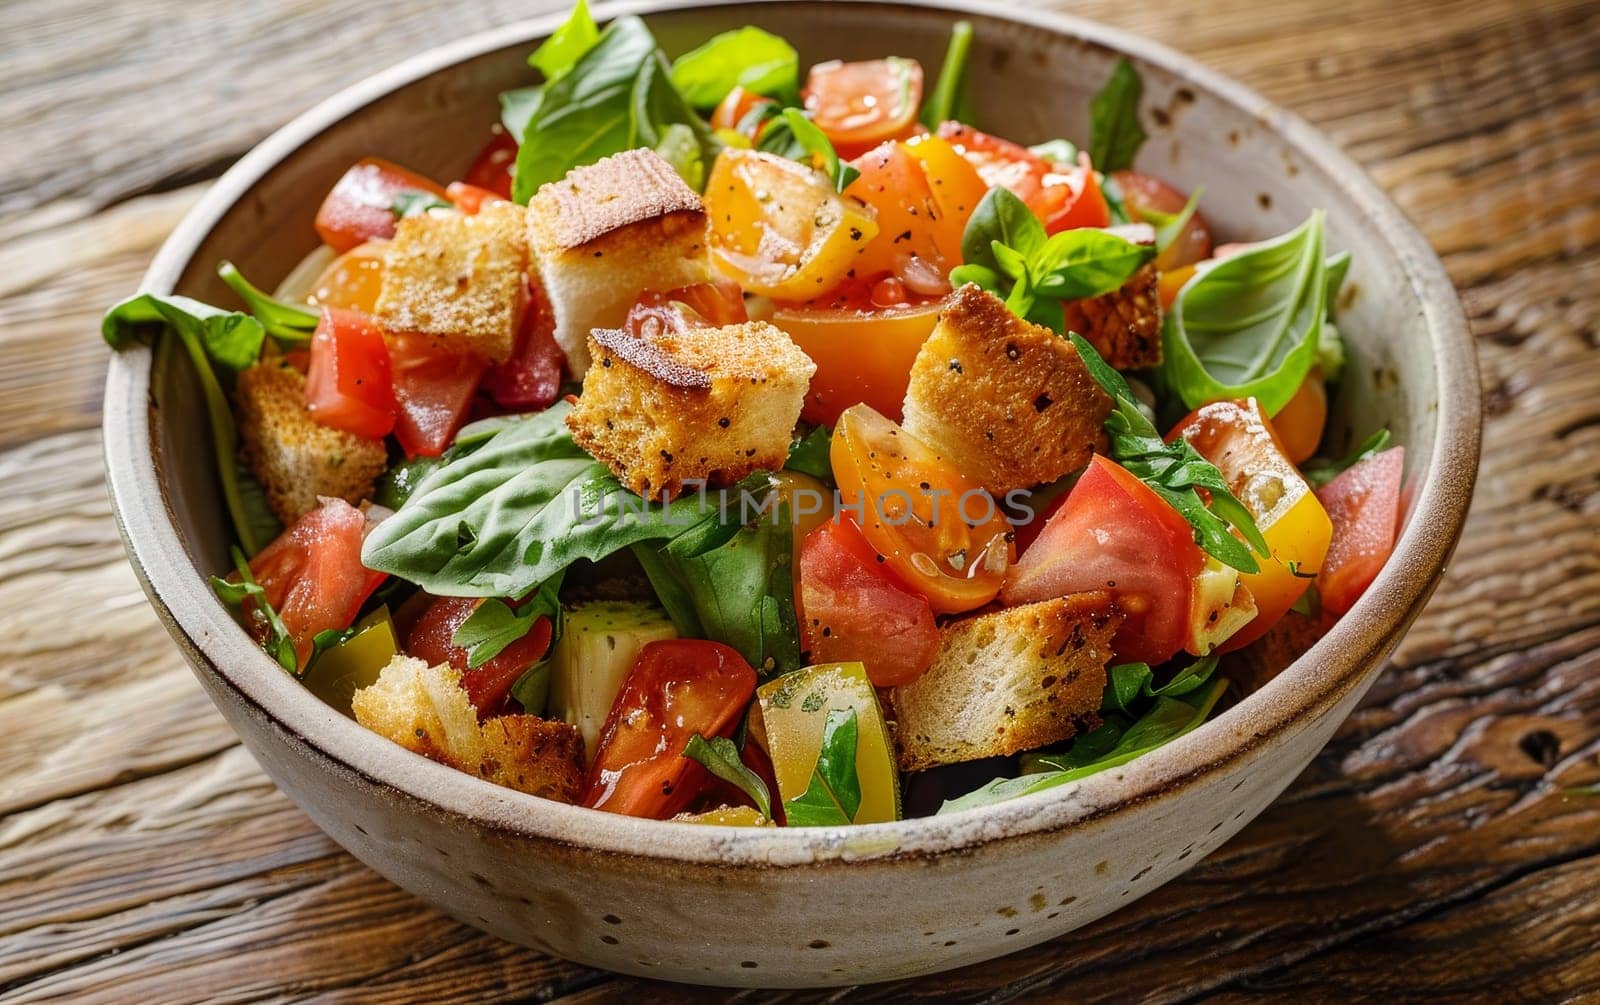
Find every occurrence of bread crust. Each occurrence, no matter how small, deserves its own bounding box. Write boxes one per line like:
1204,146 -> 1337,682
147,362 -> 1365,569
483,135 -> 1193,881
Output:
1061,261 -> 1164,370
527,148 -> 705,255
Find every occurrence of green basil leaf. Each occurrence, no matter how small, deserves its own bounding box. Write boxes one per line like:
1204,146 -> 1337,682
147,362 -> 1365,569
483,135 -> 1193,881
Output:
682,733 -> 773,819
217,261 -> 319,344
785,424 -> 833,482
1139,185 -> 1204,255
919,19 -> 975,128
1028,139 -> 1078,163
1029,228 -> 1156,301
663,471 -> 776,559
780,109 -> 858,191
451,569 -> 564,670
1088,57 -> 1146,173
500,85 -> 544,139
652,121 -> 706,190
1302,428 -> 1392,488
630,50 -> 722,187
1100,171 -> 1131,226
1325,250 -> 1352,319
1103,654 -> 1220,714
528,0 -> 600,81
670,26 -> 799,108
103,292 -> 265,372
390,191 -> 453,219
211,545 -> 298,674
1160,211 -> 1328,415
784,707 -> 862,826
959,186 -> 1046,274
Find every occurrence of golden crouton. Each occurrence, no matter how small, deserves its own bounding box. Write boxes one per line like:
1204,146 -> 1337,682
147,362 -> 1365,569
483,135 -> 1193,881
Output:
527,149 -> 713,377
890,593 -> 1122,773
234,356 -> 387,525
352,656 -> 585,803
374,201 -> 529,363
901,285 -> 1111,496
567,320 -> 816,500
1061,261 -> 1163,370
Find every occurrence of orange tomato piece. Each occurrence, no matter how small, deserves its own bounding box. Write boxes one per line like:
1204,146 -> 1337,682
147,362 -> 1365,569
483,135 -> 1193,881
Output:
844,141 -> 954,297
902,134 -> 989,264
309,241 -> 387,314
1273,369 -> 1329,464
769,297 -> 944,425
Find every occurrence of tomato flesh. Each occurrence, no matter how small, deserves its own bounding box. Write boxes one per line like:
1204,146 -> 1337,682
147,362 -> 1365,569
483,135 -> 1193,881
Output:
314,158 -> 449,254
1004,455 -> 1205,665
1111,170 -> 1213,270
624,279 -> 750,339
483,283 -> 565,411
845,141 -> 956,297
405,595 -> 554,718
799,517 -> 941,687
444,181 -> 505,215
711,85 -> 774,135
386,333 -> 486,457
304,307 -> 396,439
581,640 -> 757,819
804,59 -> 923,160
461,129 -> 518,200
1273,370 -> 1329,465
310,242 -> 387,314
769,295 -> 943,425
830,404 -> 1013,614
247,498 -> 387,668
1315,447 -> 1404,618
1042,152 -> 1112,233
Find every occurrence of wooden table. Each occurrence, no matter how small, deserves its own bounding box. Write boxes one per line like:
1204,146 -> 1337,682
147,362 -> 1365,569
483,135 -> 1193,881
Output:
2,0 -> 1596,1000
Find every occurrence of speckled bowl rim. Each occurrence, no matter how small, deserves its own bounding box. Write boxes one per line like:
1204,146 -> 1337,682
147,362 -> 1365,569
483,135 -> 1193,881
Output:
103,0 -> 1479,867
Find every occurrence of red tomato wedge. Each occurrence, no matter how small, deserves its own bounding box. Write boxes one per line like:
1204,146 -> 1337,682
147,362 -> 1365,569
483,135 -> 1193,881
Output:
798,517 -> 941,687
247,499 -> 387,669
444,181 -> 506,215
483,283 -> 565,411
1043,152 -> 1112,234
405,595 -> 555,719
1110,170 -> 1213,270
386,333 -> 486,457
582,640 -> 758,819
304,307 -> 396,439
1003,455 -> 1206,665
314,158 -> 449,254
625,279 -> 750,338
461,128 -> 518,200
804,58 -> 924,160
1315,447 -> 1404,618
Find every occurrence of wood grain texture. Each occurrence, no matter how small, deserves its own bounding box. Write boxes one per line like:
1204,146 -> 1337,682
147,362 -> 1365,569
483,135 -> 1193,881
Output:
0,0 -> 1596,1001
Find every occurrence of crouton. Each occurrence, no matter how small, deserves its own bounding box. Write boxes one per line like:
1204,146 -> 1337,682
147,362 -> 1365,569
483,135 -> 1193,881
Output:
901,285 -> 1111,496
890,593 -> 1123,773
234,356 -> 387,525
567,320 -> 815,500
527,149 -> 712,377
374,201 -> 528,363
352,656 -> 585,802
1061,261 -> 1163,370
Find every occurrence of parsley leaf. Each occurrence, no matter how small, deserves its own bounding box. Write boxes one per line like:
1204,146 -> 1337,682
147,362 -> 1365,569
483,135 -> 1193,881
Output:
682,733 -> 772,819
1088,58 -> 1147,172
784,707 -> 862,826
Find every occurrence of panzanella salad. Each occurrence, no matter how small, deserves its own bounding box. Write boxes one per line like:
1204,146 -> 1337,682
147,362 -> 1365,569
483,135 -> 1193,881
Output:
104,3 -> 1404,825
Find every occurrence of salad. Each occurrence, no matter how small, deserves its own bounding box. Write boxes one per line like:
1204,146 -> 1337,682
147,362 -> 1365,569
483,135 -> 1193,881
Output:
103,2 -> 1405,826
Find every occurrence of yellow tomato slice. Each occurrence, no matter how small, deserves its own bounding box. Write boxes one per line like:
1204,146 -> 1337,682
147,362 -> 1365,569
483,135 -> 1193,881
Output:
901,134 -> 989,266
704,148 -> 879,300
769,298 -> 944,425
830,404 -> 1013,614
309,240 -> 388,314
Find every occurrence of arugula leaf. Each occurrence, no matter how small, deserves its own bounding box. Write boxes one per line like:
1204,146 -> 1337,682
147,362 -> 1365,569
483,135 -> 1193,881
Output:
1103,654 -> 1220,714
211,546 -> 298,673
670,26 -> 799,108
940,679 -> 1227,813
528,0 -> 600,82
1160,211 -> 1328,415
780,109 -> 859,191
784,707 -> 862,826
216,262 -> 318,344
390,191 -> 453,219
785,425 -> 834,482
919,19 -> 975,128
451,569 -> 565,669
682,733 -> 772,818
1088,58 -> 1146,173
360,401 -> 718,598
1302,428 -> 1393,488
1069,332 -> 1269,572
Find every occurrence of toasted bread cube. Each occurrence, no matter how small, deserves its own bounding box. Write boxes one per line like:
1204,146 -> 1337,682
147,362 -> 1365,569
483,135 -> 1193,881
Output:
1061,261 -> 1163,370
901,285 -> 1111,496
374,201 -> 528,363
890,593 -> 1122,773
567,321 -> 816,500
527,149 -> 712,377
352,656 -> 585,802
234,356 -> 387,525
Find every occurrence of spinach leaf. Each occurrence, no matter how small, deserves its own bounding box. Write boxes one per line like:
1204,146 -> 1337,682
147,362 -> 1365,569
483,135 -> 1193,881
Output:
670,26 -> 799,108
528,0 -> 600,82
1070,333 -> 1269,572
451,568 -> 565,669
216,261 -> 318,344
780,109 -> 859,191
785,425 -> 834,482
683,733 -> 773,818
1161,211 -> 1328,415
784,707 -> 862,826
1088,58 -> 1146,172
1103,654 -> 1220,714
360,401 -> 714,598
211,546 -> 298,673
1302,428 -> 1393,488
939,679 -> 1227,814
919,19 -> 975,128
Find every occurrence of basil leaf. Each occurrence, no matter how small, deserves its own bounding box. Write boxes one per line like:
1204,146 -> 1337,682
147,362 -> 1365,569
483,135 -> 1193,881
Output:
452,569 -> 564,670
1302,428 -> 1392,488
919,20 -> 975,128
510,588 -> 565,716
211,546 -> 298,674
1100,171 -> 1131,226
1103,654 -> 1220,715
781,109 -> 859,191
391,191 -> 453,219
959,186 -> 1045,274
1029,139 -> 1078,163
1029,228 -> 1156,301
500,85 -> 544,139
682,733 -> 773,818
940,679 -> 1227,813
103,292 -> 265,372
670,26 -> 799,108
630,51 -> 721,189
784,707 -> 862,826
1088,57 -> 1146,173
652,122 -> 706,190
663,471 -> 776,559
1325,250 -> 1352,318
217,261 -> 318,344
1160,211 -> 1328,415
360,402 -> 712,598
785,425 -> 833,482
528,0 -> 600,82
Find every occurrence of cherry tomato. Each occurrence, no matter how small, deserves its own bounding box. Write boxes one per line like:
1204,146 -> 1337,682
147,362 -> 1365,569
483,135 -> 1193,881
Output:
1003,455 -> 1205,665
830,404 -> 1013,614
936,122 -> 1052,211
247,498 -> 387,668
803,58 -> 924,159
624,278 -> 750,338
313,158 -> 449,254
1042,152 -> 1112,233
309,242 -> 387,314
405,595 -> 555,718
1315,447 -> 1404,618
1110,170 -> 1213,271
768,296 -> 943,425
1158,263 -> 1196,311
304,307 -> 396,439
582,640 -> 757,819
798,517 -> 941,687
482,282 -> 565,411
1273,369 -> 1329,465
1169,399 -> 1332,652
444,181 -> 506,215
386,333 -> 486,457
461,128 -> 518,200
845,141 -> 956,297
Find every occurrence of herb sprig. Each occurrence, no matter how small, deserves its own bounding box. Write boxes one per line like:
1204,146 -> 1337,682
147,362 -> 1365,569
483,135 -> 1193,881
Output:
683,733 -> 773,819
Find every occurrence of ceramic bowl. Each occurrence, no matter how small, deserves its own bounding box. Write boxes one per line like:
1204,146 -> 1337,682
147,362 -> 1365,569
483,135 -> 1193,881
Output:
102,0 -> 1479,987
